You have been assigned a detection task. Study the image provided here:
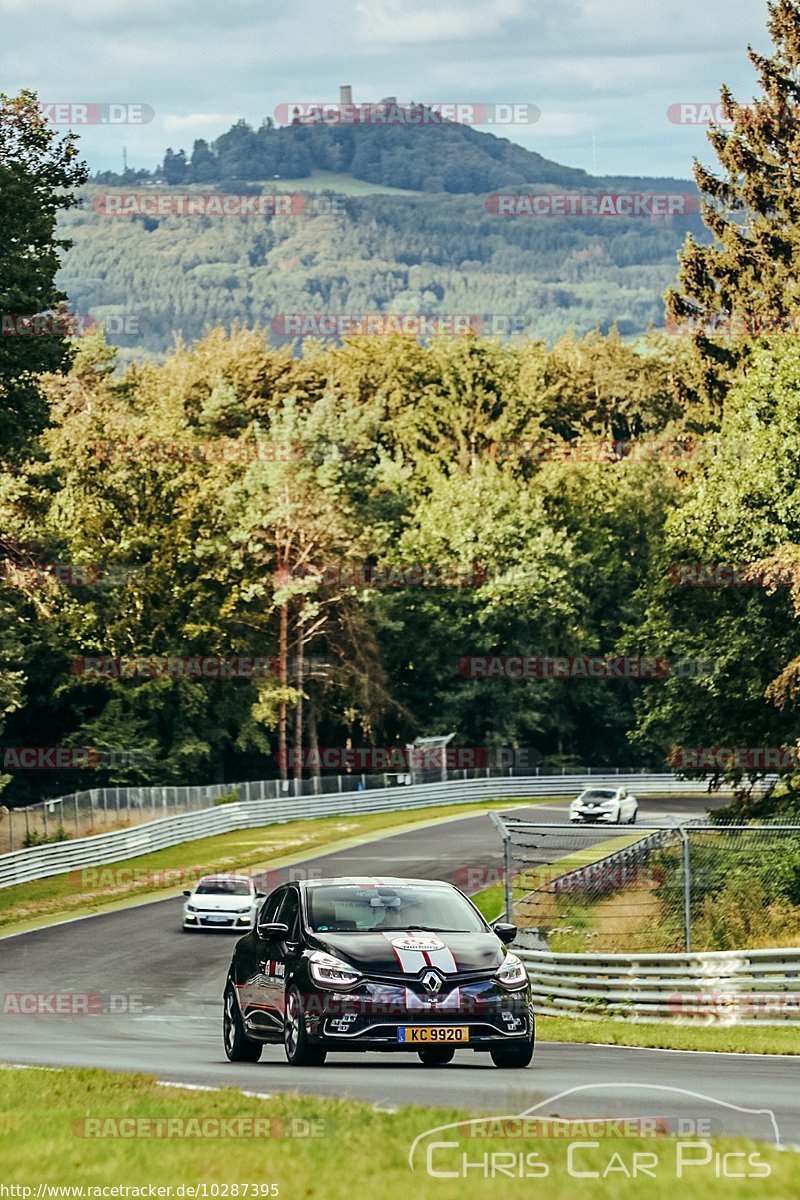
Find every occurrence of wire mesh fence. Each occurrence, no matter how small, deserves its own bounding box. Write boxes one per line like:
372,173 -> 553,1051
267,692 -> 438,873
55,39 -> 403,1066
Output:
494,817 -> 800,954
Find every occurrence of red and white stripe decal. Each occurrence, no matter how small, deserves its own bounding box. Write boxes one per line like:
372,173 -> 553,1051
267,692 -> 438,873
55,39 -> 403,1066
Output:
383,933 -> 458,974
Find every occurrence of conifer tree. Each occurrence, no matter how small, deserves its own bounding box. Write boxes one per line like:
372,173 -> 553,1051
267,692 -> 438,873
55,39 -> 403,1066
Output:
666,0 -> 800,408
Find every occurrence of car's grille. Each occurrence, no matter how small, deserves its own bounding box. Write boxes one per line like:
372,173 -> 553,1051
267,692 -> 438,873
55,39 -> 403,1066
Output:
364,969 -> 496,988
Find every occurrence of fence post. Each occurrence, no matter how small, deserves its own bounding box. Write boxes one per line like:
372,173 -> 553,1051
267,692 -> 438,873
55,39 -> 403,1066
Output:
74,794 -> 80,837
680,825 -> 691,952
488,812 -> 512,922
43,800 -> 48,839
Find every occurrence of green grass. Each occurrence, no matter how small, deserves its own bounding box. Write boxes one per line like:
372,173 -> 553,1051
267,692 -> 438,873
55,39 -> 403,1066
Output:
0,797 -> 556,936
0,1065 -> 792,1198
269,170 -> 423,196
537,1015 -> 800,1055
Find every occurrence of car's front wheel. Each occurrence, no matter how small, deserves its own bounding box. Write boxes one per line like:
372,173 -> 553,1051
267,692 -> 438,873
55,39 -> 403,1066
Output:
418,1046 -> 455,1066
223,985 -> 262,1062
628,809 -> 638,824
284,987 -> 327,1067
490,1039 -> 534,1069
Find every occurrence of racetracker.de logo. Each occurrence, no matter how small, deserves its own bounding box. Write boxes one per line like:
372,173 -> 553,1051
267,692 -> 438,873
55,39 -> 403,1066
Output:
72,1116 -> 327,1138
7,102 -> 155,125
669,745 -> 800,771
667,563 -> 800,586
486,193 -> 700,217
456,656 -> 670,679
275,101 -> 540,126
271,314 -> 482,337
90,193 -> 343,218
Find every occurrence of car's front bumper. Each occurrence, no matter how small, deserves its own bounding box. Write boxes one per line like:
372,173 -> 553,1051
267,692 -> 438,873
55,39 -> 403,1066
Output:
299,977 -> 534,1050
570,808 -> 618,823
184,912 -> 253,930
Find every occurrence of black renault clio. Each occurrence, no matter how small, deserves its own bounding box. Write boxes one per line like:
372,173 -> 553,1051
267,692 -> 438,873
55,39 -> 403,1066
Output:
223,876 -> 534,1068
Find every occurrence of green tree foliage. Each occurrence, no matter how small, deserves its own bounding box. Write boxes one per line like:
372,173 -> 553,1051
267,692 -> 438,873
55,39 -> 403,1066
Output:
666,0 -> 800,407
0,89 -> 87,452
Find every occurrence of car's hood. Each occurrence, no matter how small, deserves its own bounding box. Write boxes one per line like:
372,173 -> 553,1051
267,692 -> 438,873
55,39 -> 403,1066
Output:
190,894 -> 253,911
312,930 -> 504,975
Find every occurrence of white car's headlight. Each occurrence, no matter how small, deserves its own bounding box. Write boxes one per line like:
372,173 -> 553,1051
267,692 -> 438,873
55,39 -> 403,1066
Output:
308,951 -> 362,990
495,953 -> 528,990
186,904 -> 198,912
236,906 -> 252,913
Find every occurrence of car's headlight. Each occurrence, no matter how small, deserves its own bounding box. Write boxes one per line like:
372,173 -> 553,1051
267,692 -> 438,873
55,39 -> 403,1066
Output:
495,953 -> 528,990
236,906 -> 252,914
186,904 -> 198,912
308,951 -> 362,990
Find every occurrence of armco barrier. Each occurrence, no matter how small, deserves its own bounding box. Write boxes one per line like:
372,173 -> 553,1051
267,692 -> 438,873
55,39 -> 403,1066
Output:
0,772 -> 717,890
518,947 -> 800,1025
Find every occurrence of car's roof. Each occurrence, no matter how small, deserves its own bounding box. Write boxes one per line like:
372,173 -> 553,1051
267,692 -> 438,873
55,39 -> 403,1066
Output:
297,876 -> 454,889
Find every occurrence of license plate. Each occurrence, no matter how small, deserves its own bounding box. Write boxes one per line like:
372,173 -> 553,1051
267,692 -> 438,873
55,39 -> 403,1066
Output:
398,1026 -> 469,1044
204,914 -> 229,923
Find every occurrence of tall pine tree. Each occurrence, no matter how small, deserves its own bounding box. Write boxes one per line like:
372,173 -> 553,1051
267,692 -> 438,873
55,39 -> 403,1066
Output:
666,0 -> 800,410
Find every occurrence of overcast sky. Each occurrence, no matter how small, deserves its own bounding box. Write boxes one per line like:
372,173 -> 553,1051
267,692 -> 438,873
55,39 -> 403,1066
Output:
0,0 -> 774,179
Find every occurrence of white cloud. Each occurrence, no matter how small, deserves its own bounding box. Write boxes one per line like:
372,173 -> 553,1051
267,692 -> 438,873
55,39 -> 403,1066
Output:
162,113 -> 238,133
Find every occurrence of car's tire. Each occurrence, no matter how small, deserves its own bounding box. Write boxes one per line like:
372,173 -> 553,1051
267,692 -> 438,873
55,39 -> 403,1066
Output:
223,984 -> 262,1062
418,1047 -> 456,1066
284,986 -> 327,1067
629,809 -> 638,824
491,1039 -> 534,1069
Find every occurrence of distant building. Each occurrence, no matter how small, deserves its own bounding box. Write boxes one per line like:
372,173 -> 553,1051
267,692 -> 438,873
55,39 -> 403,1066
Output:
291,87 -> 404,125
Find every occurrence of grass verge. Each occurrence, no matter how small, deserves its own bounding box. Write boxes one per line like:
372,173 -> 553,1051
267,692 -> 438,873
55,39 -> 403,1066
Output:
536,1015 -> 800,1055
0,1065 -> 792,1198
0,797 -> 557,936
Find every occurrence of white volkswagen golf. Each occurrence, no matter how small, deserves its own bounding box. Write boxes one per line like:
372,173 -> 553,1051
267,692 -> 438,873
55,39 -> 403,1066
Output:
569,787 -> 638,824
182,874 -> 264,932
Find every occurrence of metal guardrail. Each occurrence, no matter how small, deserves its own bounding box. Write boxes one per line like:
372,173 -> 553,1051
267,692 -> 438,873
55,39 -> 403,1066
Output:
518,947 -> 800,1025
0,772 -> 718,890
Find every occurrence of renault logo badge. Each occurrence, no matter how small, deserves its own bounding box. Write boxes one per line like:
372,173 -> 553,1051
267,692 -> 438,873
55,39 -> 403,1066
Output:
421,970 -> 443,995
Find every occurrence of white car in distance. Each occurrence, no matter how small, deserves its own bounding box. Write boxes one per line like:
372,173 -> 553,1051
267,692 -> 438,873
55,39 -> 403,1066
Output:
569,787 -> 638,825
182,874 -> 264,932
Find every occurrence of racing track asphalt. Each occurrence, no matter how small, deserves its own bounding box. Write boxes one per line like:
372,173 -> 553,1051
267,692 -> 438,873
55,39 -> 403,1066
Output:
1,796 -> 797,1145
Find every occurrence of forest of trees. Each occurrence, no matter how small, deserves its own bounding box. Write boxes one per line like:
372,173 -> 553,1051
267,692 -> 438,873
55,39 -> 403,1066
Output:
58,186 -> 705,360
93,113 -> 692,196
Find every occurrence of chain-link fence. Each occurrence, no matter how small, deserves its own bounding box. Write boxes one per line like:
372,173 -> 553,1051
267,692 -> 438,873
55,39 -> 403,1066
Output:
493,817 -> 800,954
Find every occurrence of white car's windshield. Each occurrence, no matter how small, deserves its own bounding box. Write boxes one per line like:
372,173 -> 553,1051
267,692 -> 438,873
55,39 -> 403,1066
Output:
307,884 -> 486,933
195,879 -> 251,896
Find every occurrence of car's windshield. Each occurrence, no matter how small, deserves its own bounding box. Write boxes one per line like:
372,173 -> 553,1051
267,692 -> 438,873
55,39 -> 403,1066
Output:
306,884 -> 486,933
195,879 -> 251,896
580,790 -> 616,800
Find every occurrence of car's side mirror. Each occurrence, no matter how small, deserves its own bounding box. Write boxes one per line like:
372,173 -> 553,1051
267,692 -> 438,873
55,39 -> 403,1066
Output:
493,922 -> 518,944
257,920 -> 290,941
182,890 -> 191,897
